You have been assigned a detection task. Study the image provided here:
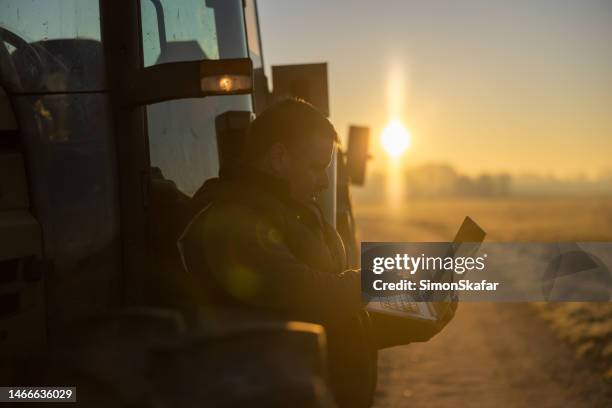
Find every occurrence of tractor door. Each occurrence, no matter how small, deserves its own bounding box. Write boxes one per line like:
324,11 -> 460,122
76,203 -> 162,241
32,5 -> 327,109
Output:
0,0 -> 120,347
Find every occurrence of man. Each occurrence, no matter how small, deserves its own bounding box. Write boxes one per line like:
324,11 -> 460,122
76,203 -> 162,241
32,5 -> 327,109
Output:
181,99 -> 361,324
179,99 -> 454,407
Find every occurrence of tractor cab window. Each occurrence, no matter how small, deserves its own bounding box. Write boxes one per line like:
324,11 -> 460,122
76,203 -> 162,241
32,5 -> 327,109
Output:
0,1 -> 120,323
141,0 -> 252,197
0,0 -> 104,93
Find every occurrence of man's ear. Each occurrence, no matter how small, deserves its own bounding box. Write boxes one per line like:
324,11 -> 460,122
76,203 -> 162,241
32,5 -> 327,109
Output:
267,142 -> 290,176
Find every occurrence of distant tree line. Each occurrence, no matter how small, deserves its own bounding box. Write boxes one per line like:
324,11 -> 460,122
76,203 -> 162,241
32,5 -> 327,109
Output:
403,164 -> 511,197
353,163 -> 612,202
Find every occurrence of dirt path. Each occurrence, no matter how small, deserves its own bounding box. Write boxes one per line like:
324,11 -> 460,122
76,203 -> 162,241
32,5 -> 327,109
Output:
355,201 -> 612,407
372,303 -> 612,407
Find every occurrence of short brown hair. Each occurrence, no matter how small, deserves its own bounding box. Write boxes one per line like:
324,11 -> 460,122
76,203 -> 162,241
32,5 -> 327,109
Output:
242,98 -> 337,164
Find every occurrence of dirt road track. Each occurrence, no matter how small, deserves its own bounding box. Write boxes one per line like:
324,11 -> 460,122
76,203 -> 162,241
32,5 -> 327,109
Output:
355,202 -> 612,407
372,303 -> 612,407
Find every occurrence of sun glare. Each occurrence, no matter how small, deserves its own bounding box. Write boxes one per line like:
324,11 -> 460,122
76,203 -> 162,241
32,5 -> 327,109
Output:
381,119 -> 411,158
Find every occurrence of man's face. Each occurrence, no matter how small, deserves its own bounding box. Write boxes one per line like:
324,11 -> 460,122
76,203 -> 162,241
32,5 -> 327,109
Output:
283,135 -> 334,204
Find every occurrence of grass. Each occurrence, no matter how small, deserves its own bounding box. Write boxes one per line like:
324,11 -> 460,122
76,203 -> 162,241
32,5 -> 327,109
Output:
354,195 -> 612,241
536,302 -> 612,381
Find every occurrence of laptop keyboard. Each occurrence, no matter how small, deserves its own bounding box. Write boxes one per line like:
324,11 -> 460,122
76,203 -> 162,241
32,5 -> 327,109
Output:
381,294 -> 420,313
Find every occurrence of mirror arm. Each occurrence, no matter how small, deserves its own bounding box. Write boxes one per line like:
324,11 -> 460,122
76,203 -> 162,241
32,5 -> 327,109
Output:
121,58 -> 253,107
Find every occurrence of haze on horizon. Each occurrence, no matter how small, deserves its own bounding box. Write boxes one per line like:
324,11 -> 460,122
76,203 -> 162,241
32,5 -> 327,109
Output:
258,0 -> 612,180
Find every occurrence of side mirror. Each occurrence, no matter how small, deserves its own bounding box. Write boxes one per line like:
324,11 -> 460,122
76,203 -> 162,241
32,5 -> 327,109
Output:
346,126 -> 370,185
271,63 -> 329,117
122,58 -> 253,107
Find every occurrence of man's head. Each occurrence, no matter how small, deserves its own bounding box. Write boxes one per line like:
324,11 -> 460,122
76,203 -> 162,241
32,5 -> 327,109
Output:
242,99 -> 337,203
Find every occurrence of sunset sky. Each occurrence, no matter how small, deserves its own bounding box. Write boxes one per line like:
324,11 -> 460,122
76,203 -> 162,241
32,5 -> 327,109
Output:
258,0 -> 612,179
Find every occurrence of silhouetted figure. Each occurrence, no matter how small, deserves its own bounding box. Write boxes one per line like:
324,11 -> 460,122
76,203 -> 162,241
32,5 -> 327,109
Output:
179,99 -> 455,407
180,100 -> 374,407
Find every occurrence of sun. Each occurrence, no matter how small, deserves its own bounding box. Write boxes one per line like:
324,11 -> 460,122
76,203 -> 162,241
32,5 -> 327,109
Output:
381,119 -> 411,158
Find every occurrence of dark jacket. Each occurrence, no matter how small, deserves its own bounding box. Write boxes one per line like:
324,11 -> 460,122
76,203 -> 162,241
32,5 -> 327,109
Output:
180,170 -> 362,325
179,169 -> 377,407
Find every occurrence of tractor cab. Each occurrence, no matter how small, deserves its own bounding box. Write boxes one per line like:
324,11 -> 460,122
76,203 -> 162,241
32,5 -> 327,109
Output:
0,0 -> 255,336
0,0 -> 374,405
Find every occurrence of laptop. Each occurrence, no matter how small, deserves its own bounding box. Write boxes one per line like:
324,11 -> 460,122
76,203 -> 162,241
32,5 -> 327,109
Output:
365,216 -> 486,321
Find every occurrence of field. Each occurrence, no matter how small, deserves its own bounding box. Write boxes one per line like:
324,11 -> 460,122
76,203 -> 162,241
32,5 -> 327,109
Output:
353,195 -> 612,405
353,195 -> 612,242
